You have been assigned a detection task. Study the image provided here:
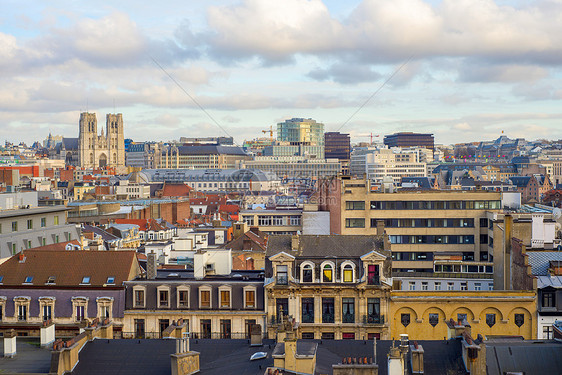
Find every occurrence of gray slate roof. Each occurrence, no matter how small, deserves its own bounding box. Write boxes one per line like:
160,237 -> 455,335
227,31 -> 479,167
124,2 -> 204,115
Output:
266,235 -> 386,258
527,251 -> 562,276
486,339 -> 562,375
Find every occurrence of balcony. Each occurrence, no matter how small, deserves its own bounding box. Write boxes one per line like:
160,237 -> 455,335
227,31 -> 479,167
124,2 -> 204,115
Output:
363,314 -> 385,325
322,313 -> 335,324
342,313 -> 355,323
302,313 -> 314,324
276,276 -> 288,285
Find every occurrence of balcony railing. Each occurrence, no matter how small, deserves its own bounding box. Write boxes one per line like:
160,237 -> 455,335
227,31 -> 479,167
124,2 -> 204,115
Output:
367,277 -> 380,286
342,313 -> 355,323
302,313 -> 314,323
322,313 -> 334,323
363,314 -> 385,325
276,276 -> 288,285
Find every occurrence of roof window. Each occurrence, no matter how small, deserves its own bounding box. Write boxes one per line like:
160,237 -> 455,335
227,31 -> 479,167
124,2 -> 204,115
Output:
46,275 -> 56,284
106,276 -> 115,285
81,276 -> 91,285
24,276 -> 33,283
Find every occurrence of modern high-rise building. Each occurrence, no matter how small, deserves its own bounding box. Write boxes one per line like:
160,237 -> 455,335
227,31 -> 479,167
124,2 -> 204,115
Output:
383,132 -> 434,151
78,112 -> 125,168
324,132 -> 350,160
277,118 -> 324,146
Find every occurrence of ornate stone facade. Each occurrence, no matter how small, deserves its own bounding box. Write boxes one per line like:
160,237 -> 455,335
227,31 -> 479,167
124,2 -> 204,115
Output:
78,112 -> 125,168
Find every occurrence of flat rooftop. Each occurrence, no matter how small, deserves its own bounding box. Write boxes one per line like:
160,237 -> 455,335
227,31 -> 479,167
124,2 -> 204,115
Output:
0,338 -> 52,374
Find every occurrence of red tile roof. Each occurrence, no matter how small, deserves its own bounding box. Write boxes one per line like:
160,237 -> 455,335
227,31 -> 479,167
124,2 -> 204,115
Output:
0,250 -> 140,287
161,183 -> 192,197
219,204 -> 240,213
114,219 -> 167,232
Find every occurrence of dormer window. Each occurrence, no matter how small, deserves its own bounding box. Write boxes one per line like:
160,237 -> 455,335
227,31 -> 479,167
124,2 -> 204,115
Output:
0,275 -> 4,284
342,263 -> 354,283
81,277 -> 91,285
46,276 -> 56,285
301,263 -> 314,283
24,276 -> 33,284
322,264 -> 333,283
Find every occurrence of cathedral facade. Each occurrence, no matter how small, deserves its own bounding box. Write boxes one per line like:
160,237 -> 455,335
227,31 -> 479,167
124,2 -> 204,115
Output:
78,112 -> 125,168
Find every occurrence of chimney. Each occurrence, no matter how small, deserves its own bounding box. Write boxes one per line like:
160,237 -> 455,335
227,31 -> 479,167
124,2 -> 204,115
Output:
3,329 -> 17,358
409,342 -> 424,374
291,235 -> 299,251
250,226 -> 260,234
18,252 -> 26,263
147,251 -> 157,280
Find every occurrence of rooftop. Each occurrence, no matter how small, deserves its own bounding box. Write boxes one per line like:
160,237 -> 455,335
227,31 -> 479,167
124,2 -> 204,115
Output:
0,338 -> 52,373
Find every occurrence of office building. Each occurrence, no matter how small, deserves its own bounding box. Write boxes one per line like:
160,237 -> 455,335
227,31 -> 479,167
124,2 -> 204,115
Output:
384,132 -> 434,152
277,118 -> 324,146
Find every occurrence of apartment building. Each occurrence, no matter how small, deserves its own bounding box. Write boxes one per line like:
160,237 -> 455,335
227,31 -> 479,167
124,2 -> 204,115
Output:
314,177 -> 503,273
240,209 -> 302,235
123,251 -> 266,339
265,234 -> 392,340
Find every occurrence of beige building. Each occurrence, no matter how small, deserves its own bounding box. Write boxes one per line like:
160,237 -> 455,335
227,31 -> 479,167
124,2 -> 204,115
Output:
78,112 -> 125,168
315,177 -> 503,273
265,234 -> 392,340
240,209 -> 302,235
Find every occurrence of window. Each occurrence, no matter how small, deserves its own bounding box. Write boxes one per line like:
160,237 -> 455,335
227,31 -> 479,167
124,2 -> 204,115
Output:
342,298 -> 355,323
345,201 -> 365,210
434,282 -> 441,291
542,292 -> 555,308
460,282 -> 467,291
100,305 -> 110,319
345,218 -> 365,228
54,216 -> 59,225
322,298 -> 334,323
301,263 -> 313,282
421,282 -> 428,291
543,326 -> 553,339
18,304 -> 28,321
401,313 -> 410,327
342,264 -> 354,283
514,313 -> 524,327
474,283 -> 481,291
24,276 -> 33,284
27,219 -> 33,229
457,313 -> 467,323
486,313 -> 496,328
220,319 -> 232,339
200,319 -> 212,339
276,298 -> 289,320
76,305 -> 85,321
367,265 -> 380,285
41,217 -> 46,227
302,298 -> 314,323
178,287 -> 189,308
81,276 -> 91,285
12,221 -> 18,232
106,277 -> 115,285
244,289 -> 256,309
367,298 -> 381,323
158,288 -> 170,308
219,287 -> 231,308
276,265 -> 288,285
429,313 -> 439,327
200,288 -> 211,308
322,264 -> 333,282
409,282 -> 416,291
134,288 -> 145,308
447,282 -> 454,291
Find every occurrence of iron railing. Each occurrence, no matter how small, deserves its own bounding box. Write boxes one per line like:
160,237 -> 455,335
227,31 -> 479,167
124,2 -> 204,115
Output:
362,314 -> 385,325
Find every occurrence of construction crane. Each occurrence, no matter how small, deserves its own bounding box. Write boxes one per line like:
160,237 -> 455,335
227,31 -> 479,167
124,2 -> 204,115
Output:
356,133 -> 380,145
262,125 -> 275,140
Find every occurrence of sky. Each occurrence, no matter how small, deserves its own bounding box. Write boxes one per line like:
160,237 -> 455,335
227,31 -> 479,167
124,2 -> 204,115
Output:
1,0 -> 562,146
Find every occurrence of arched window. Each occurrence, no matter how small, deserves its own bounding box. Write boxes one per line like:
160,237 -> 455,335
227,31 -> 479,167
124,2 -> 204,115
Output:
342,264 -> 354,282
301,263 -> 313,283
322,264 -> 333,282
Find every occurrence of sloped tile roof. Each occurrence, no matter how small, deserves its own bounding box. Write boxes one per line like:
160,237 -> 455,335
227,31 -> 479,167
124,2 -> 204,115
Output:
160,183 -> 192,197
0,250 -> 139,287
266,235 -> 386,258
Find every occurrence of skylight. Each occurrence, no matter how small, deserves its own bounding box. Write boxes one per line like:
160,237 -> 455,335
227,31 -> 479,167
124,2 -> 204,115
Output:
81,276 -> 91,284
106,276 -> 115,284
24,276 -> 33,283
0,275 -> 4,283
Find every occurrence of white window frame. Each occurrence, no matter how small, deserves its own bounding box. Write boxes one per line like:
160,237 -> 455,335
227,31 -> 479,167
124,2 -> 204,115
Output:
243,286 -> 257,309
177,285 -> 190,309
320,261 -> 336,283
96,296 -> 114,319
340,261 -> 356,283
218,285 -> 232,309
199,285 -> 212,309
14,296 -> 31,321
300,261 -> 315,283
38,296 -> 56,321
133,286 -> 146,308
157,286 -> 171,308
71,296 -> 89,322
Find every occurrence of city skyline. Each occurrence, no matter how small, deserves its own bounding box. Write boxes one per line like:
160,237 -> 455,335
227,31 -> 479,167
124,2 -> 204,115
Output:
1,0 -> 562,145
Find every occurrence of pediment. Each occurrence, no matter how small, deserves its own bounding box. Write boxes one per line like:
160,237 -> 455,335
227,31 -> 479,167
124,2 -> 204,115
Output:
360,250 -> 388,263
270,251 -> 296,262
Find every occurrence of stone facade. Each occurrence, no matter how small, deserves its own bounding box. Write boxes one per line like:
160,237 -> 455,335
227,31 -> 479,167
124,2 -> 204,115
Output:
78,112 -> 125,168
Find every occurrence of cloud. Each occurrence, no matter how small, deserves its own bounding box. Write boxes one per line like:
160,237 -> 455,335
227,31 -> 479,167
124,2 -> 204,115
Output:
308,63 -> 382,84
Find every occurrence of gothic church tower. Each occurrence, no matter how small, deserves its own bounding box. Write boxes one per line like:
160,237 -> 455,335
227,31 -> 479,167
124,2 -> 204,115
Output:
78,112 -> 125,168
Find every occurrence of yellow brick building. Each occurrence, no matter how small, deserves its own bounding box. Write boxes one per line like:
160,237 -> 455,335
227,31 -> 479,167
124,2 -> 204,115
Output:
389,290 -> 537,340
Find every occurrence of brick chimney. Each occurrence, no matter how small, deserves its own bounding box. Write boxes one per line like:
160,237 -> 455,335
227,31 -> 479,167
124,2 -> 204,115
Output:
147,251 -> 157,280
